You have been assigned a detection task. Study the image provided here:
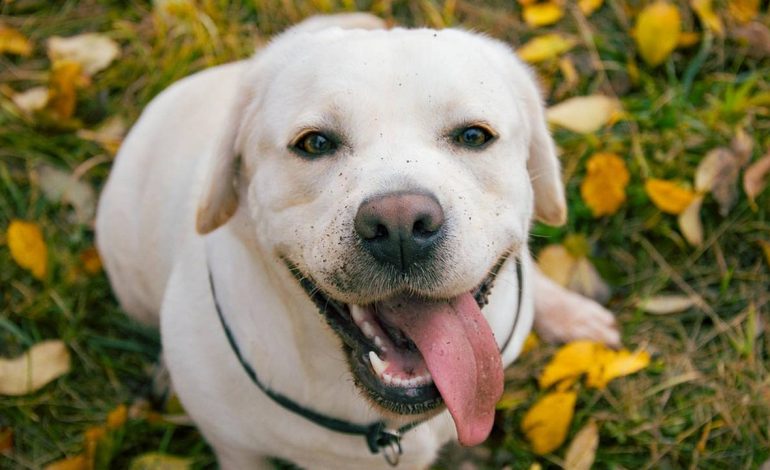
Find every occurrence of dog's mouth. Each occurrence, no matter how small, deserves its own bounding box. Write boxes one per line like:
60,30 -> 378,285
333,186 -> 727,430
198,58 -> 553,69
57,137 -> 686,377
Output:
284,255 -> 509,446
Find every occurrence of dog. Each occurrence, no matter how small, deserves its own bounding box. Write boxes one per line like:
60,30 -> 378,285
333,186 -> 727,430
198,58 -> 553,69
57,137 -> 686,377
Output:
96,13 -> 619,469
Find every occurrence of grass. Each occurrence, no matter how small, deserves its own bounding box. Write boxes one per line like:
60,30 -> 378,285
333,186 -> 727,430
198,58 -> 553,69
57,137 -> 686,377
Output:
1,0 -> 769,468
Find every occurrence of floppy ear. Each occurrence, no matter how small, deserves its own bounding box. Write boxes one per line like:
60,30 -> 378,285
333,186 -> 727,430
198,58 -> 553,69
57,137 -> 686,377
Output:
195,91 -> 250,235
520,72 -> 567,226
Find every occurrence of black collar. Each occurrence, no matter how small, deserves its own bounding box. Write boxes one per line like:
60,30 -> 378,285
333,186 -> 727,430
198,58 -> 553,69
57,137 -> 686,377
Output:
207,259 -> 523,467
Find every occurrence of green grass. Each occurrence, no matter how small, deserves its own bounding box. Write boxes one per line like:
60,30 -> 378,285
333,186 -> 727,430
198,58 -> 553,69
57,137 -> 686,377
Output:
1,0 -> 769,468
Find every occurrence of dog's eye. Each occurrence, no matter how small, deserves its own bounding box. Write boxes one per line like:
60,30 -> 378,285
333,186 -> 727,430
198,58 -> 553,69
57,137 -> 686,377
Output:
454,125 -> 495,149
293,131 -> 337,157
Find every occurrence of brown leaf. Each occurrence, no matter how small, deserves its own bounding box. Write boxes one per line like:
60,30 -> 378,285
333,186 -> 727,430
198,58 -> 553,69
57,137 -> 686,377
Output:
732,22 -> 770,58
678,195 -> 704,246
743,153 -> 770,203
638,294 -> 696,314
0,340 -> 71,396
48,60 -> 84,121
730,128 -> 754,165
537,244 -> 610,303
38,164 -> 96,224
564,420 -> 599,470
728,0 -> 760,23
47,33 -> 120,76
0,427 -> 12,453
76,116 -> 127,155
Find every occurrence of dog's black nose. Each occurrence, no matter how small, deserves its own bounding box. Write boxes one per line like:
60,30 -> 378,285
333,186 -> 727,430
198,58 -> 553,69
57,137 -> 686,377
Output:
354,192 -> 445,270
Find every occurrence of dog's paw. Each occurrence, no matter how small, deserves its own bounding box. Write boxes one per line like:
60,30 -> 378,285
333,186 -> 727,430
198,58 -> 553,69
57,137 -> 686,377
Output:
534,288 -> 620,347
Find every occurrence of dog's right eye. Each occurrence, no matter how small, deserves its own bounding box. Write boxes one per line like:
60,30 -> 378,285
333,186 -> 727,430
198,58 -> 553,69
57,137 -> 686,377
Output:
292,131 -> 337,157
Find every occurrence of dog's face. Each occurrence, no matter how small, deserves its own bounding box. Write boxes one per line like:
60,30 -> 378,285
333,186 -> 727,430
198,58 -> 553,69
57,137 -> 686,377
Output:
196,27 -> 565,446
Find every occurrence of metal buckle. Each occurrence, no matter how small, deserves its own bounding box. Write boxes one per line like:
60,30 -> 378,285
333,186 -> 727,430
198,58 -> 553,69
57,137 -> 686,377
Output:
377,428 -> 402,467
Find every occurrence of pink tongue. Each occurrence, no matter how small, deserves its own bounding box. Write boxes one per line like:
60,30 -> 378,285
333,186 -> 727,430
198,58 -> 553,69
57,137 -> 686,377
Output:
377,293 -> 503,446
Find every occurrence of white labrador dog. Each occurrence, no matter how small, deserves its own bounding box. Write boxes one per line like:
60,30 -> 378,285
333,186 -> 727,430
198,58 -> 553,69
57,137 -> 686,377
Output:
96,13 -> 618,469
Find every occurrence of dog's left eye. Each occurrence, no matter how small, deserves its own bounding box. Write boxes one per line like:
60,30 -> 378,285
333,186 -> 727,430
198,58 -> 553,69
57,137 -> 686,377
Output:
292,131 -> 338,157
453,125 -> 496,149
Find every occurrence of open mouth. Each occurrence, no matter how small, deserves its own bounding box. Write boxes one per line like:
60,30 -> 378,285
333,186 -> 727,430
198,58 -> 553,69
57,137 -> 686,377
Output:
284,254 -> 509,446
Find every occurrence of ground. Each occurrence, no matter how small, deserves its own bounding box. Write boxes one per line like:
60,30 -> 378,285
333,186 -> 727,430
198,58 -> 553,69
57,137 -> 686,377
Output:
1,0 -> 769,469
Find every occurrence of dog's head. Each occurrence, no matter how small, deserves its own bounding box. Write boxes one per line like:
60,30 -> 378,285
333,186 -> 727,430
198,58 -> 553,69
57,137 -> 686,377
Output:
196,20 -> 565,446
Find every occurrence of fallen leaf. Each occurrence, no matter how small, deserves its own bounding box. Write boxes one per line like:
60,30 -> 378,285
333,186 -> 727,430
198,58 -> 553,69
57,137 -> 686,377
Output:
732,22 -> 770,58
80,247 -> 103,274
47,33 -> 120,76
694,148 -> 740,215
759,240 -> 770,268
0,340 -> 71,396
546,95 -> 622,133
730,128 -> 754,165
129,453 -> 192,470
743,153 -> 770,203
0,26 -> 32,56
691,0 -> 724,37
537,244 -> 610,302
7,219 -> 47,279
639,294 -> 696,314
522,332 -> 540,354
12,87 -> 49,114
47,60 -> 84,121
539,341 -> 603,389
564,420 -> 599,470
523,2 -> 564,27
728,0 -> 760,23
522,391 -> 577,455
76,116 -> 126,155
44,456 -> 88,470
645,179 -> 696,215
586,348 -> 650,389
635,1 -> 681,66
678,195 -> 704,246
38,164 -> 96,224
579,0 -> 603,16
106,404 -> 128,429
517,33 -> 577,63
496,389 -> 528,411
580,153 -> 629,217
0,427 -> 12,453
677,31 -> 701,48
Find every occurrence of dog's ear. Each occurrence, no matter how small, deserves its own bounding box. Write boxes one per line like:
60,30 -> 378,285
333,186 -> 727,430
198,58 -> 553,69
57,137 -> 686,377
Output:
520,70 -> 567,226
195,92 -> 250,235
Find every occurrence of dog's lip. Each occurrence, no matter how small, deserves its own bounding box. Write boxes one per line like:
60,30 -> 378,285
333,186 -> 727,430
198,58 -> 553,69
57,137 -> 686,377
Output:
281,254 -> 509,414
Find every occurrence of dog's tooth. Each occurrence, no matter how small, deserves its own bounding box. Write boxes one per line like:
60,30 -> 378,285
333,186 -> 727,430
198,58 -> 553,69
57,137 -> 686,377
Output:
362,321 -> 374,338
393,377 -> 403,387
368,351 -> 389,377
405,378 -> 416,388
350,305 -> 364,324
383,373 -> 394,386
374,335 -> 384,349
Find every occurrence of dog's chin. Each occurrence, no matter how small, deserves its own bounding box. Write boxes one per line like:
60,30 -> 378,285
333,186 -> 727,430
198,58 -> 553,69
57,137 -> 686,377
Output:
282,254 -> 508,417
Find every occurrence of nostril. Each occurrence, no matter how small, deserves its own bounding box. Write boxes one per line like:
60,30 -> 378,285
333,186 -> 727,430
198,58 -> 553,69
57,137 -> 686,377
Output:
373,223 -> 388,240
412,218 -> 431,238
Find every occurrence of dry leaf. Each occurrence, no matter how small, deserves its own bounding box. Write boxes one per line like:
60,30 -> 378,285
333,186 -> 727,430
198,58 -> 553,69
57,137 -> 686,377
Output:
537,244 -> 610,302
691,0 -> 724,37
129,453 -> 192,470
521,391 -> 577,455
694,148 -> 740,215
678,195 -> 704,246
539,341 -> 603,389
7,219 -> 48,279
522,332 -> 540,354
546,95 -> 622,133
677,31 -> 701,48
12,87 -> 49,114
730,128 -> 754,165
80,247 -> 103,274
564,420 -> 599,470
76,116 -> 126,155
579,0 -> 604,16
580,153 -> 629,217
639,294 -> 696,314
47,33 -> 120,76
743,153 -> 770,203
728,0 -> 760,23
523,2 -> 564,27
38,164 -> 96,224
0,427 -> 12,453
48,60 -> 84,121
0,340 -> 71,396
635,2 -> 681,66
0,26 -> 32,56
44,456 -> 88,470
586,349 -> 650,389
645,179 -> 696,215
107,404 -> 128,429
517,34 -> 577,63
732,22 -> 770,58
496,389 -> 528,411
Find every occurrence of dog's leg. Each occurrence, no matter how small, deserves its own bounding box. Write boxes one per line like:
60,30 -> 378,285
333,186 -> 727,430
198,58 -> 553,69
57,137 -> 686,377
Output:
532,266 -> 620,346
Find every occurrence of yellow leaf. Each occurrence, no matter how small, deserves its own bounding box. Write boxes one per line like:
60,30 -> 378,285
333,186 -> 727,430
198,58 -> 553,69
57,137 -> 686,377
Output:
539,340 -> 603,389
129,453 -> 193,470
44,455 -> 88,470
579,0 -> 603,16
521,391 -> 577,455
496,389 -> 528,411
586,349 -> 650,389
677,31 -> 701,48
728,0 -> 759,23
564,420 -> 599,470
517,33 -> 577,63
691,0 -> 724,37
546,95 -> 622,133
80,247 -> 103,275
645,179 -> 696,215
106,404 -> 128,429
635,2 -> 681,66
523,2 -> 564,27
47,33 -> 120,76
0,340 -> 71,396
0,26 -> 32,56
580,152 -> 629,217
48,60 -> 84,121
7,219 -> 48,279
522,332 -> 540,354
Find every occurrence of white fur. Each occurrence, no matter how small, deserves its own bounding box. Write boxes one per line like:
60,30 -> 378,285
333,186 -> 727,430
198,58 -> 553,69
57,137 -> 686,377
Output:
96,14 -> 617,469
